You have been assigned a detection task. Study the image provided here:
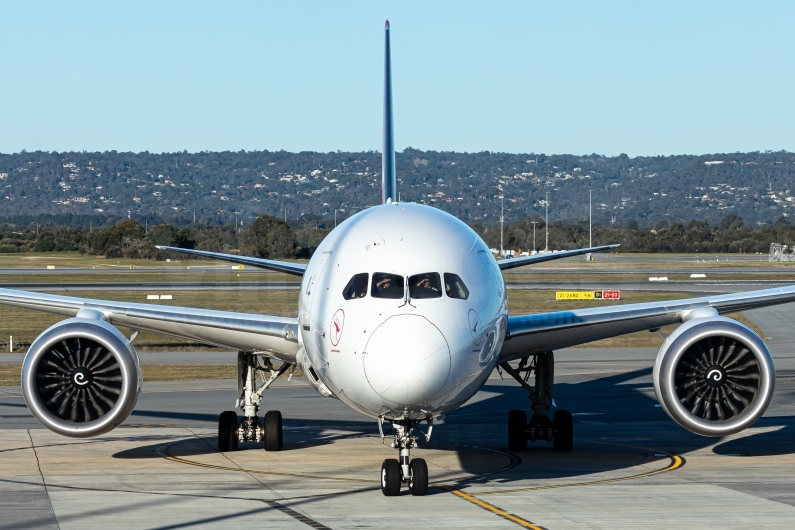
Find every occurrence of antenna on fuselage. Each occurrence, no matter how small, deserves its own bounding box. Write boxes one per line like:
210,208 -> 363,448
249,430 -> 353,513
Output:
381,20 -> 397,204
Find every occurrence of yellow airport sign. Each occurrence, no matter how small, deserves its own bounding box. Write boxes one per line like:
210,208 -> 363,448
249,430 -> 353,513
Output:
556,290 -> 621,300
556,291 -> 594,300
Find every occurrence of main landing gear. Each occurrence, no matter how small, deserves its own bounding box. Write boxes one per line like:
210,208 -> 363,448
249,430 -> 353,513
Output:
500,351 -> 573,452
380,419 -> 431,496
218,352 -> 292,452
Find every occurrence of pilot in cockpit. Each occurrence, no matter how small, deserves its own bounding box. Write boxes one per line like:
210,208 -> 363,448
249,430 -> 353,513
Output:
372,273 -> 404,299
410,273 -> 441,299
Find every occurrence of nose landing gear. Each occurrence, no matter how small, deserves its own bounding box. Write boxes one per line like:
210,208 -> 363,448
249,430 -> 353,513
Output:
217,352 -> 289,452
501,352 -> 573,451
380,420 -> 430,496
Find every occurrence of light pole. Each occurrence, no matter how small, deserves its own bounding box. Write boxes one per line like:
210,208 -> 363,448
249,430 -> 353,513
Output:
499,196 -> 504,259
531,221 -> 537,253
334,209 -> 339,228
235,211 -> 238,234
589,190 -> 592,248
545,191 -> 549,253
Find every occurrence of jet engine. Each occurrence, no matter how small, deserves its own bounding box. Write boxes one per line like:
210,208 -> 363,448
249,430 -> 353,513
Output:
653,315 -> 774,437
21,317 -> 142,438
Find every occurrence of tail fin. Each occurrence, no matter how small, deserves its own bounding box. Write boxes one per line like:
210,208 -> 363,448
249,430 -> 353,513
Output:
381,20 -> 397,204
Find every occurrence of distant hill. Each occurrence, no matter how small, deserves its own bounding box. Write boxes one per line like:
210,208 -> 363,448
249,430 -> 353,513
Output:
1,149 -> 794,227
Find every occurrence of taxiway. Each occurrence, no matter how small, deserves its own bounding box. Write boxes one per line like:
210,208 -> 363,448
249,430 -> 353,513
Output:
2,305 -> 795,528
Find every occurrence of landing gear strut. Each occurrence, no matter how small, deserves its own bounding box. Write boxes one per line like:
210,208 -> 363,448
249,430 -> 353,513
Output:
500,351 -> 573,451
380,420 -> 430,496
217,352 -> 289,452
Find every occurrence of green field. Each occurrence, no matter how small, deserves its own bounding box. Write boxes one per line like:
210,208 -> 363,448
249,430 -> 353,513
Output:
0,251 -> 308,270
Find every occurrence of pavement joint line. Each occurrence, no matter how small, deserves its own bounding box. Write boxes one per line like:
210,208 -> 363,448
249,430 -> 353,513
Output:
186,427 -> 332,530
155,439 -> 378,483
27,429 -> 61,530
10,475 -> 333,530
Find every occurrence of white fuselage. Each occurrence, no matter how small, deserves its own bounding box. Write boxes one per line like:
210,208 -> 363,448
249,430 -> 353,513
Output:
297,203 -> 508,422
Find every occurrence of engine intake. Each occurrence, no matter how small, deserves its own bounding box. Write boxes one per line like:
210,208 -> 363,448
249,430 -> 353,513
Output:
653,316 -> 774,437
22,318 -> 141,438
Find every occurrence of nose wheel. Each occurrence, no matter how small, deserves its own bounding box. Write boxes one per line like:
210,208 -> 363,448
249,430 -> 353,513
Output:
381,459 -> 401,496
380,420 -> 430,496
408,457 -> 429,496
501,352 -> 574,451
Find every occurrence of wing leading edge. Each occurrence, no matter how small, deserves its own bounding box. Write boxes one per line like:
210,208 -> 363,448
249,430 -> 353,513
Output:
0,288 -> 300,362
155,246 -> 306,276
500,285 -> 795,362
497,244 -> 620,271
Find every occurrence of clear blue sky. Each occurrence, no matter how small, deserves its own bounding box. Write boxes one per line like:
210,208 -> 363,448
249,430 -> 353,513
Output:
1,1 -> 793,156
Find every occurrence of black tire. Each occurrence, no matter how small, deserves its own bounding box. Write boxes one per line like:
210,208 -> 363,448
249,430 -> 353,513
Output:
553,409 -> 574,451
264,410 -> 283,451
218,411 -> 238,452
409,458 -> 428,496
381,458 -> 402,496
508,409 -> 527,451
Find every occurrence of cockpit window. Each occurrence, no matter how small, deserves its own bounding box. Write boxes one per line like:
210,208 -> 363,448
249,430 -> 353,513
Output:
444,273 -> 469,300
371,272 -> 405,299
342,273 -> 369,300
409,272 -> 442,299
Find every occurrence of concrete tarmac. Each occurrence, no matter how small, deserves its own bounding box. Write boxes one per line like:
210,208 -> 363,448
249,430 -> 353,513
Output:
2,310 -> 795,528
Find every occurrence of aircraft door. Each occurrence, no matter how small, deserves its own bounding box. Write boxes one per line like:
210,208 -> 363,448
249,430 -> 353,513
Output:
477,250 -> 503,298
306,251 -> 332,312
306,251 -> 333,362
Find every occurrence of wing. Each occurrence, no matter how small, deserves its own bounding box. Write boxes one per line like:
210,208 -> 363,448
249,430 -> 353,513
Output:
0,288 -> 300,362
156,246 -> 306,276
497,244 -> 620,270
500,285 -> 795,362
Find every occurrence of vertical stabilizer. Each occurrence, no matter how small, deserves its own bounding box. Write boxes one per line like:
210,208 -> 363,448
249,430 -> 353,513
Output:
381,20 -> 397,204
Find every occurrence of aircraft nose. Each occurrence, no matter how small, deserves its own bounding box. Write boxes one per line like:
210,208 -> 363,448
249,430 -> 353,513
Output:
364,314 -> 451,407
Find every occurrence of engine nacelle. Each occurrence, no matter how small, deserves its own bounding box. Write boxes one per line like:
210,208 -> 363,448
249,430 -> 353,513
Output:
653,316 -> 774,437
21,317 -> 142,438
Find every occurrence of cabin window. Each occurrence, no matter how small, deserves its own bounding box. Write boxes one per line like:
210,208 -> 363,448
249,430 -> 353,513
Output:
371,272 -> 404,299
342,273 -> 369,300
444,273 -> 469,300
409,272 -> 442,299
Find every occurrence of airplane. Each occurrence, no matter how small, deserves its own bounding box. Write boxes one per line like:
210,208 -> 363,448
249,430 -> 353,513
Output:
1,20 -> 792,497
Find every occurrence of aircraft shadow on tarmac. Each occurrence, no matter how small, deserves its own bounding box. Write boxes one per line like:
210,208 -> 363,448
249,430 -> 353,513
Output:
112,425 -> 373,459
110,368 -> 795,484
436,367 -> 795,482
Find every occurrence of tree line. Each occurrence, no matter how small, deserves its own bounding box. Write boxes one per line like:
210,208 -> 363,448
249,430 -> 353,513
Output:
1,212 -> 794,258
2,149 -> 795,228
